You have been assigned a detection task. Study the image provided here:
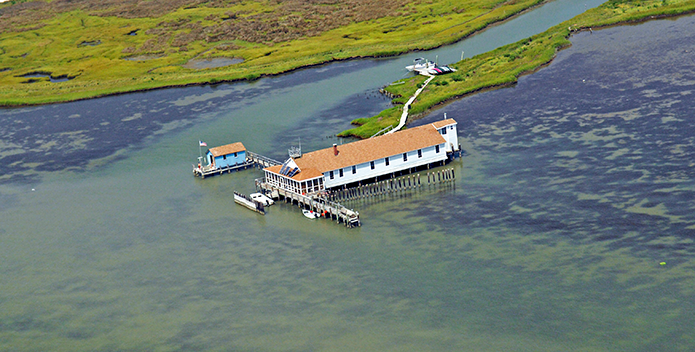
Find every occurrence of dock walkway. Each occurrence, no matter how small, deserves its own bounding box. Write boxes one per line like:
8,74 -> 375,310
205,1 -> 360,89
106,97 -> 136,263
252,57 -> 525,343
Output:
247,151 -> 282,168
373,73 -> 435,138
256,180 -> 361,228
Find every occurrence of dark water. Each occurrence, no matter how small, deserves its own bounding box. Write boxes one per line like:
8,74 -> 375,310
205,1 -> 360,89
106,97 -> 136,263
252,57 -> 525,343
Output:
414,15 -> 695,256
2,6 -> 695,352
0,59 -> 393,185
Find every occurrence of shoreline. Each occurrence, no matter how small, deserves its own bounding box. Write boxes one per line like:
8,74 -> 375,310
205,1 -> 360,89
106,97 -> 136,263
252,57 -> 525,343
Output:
0,0 -> 549,108
338,2 -> 695,139
2,3 -> 693,113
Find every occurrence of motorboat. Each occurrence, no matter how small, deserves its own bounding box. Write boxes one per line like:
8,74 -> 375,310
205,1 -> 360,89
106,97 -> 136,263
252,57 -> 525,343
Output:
302,209 -> 320,219
250,192 -> 274,206
405,57 -> 435,72
234,191 -> 265,214
423,65 -> 456,75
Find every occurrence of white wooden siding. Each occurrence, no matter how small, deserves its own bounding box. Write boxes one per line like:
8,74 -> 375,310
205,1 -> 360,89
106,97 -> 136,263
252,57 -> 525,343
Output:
323,143 -> 446,188
438,124 -> 459,153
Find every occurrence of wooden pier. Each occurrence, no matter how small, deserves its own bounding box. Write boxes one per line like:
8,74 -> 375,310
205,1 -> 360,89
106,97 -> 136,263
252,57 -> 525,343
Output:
247,151 -> 282,168
194,161 -> 255,178
255,180 -> 361,228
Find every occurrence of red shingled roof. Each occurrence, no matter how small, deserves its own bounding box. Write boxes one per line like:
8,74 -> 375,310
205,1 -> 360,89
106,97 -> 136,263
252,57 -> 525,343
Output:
265,119 -> 455,180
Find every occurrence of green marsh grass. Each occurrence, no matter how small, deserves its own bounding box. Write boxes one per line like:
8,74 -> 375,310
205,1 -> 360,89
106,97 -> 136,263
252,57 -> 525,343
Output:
0,0 -> 546,106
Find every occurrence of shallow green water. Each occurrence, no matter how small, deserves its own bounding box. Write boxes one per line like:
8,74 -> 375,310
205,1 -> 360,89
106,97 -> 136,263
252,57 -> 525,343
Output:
2,9 -> 695,352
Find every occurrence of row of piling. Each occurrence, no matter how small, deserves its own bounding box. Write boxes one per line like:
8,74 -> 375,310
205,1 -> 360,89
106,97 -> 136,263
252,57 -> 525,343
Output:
327,168 -> 455,202
378,88 -> 400,99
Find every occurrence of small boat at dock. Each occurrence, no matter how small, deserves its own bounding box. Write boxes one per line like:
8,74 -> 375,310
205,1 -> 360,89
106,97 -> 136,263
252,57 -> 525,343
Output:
234,191 -> 265,214
405,57 -> 457,76
405,57 -> 435,72
250,192 -> 274,206
302,209 -> 319,219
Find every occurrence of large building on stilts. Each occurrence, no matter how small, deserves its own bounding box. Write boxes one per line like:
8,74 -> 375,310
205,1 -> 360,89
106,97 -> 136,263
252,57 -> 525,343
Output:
263,118 -> 460,195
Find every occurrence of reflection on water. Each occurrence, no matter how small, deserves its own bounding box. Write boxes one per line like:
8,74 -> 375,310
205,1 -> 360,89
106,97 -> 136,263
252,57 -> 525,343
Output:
1,12 -> 695,352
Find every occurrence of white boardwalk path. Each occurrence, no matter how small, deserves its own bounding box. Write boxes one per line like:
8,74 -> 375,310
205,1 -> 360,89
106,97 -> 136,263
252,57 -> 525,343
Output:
385,73 -> 435,135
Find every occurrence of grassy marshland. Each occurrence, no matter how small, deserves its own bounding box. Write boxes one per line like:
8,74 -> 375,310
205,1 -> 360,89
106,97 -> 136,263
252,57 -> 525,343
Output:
0,0 -> 548,106
340,0 -> 695,139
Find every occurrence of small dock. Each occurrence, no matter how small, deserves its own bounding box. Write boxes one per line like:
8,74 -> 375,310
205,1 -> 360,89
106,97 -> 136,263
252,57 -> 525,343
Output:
193,151 -> 281,178
194,161 -> 255,178
256,180 -> 361,228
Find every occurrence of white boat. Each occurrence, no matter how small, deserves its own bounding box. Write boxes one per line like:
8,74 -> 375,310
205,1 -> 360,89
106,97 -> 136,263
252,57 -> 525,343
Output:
405,57 -> 435,72
423,65 -> 457,75
234,191 -> 265,214
302,209 -> 320,219
250,192 -> 274,206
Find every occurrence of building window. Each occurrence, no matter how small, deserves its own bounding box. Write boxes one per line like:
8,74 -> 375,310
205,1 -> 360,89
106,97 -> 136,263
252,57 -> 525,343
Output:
339,169 -> 344,177
435,145 -> 440,153
385,157 -> 389,166
352,165 -> 356,174
223,155 -> 227,160
440,128 -> 447,135
330,171 -> 334,179
418,149 -> 422,158
370,161 -> 375,170
403,153 -> 407,162
233,152 -> 237,158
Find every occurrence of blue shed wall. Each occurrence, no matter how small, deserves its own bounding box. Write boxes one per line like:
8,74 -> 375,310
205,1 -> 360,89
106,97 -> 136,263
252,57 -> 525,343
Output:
207,150 -> 247,168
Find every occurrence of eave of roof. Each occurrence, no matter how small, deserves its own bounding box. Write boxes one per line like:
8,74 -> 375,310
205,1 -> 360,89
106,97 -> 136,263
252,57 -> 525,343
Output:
209,142 -> 246,157
431,118 -> 457,129
265,165 -> 324,181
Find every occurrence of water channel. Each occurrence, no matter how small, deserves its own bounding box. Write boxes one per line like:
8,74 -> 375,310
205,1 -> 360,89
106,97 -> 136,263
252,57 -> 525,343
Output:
3,1 -> 695,350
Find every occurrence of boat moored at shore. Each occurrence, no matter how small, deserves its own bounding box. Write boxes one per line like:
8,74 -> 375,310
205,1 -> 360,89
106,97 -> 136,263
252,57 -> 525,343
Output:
406,57 -> 457,76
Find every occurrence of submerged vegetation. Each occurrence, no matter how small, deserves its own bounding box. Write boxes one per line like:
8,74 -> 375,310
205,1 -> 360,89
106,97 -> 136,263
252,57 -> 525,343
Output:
340,0 -> 695,139
0,0 -> 548,106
